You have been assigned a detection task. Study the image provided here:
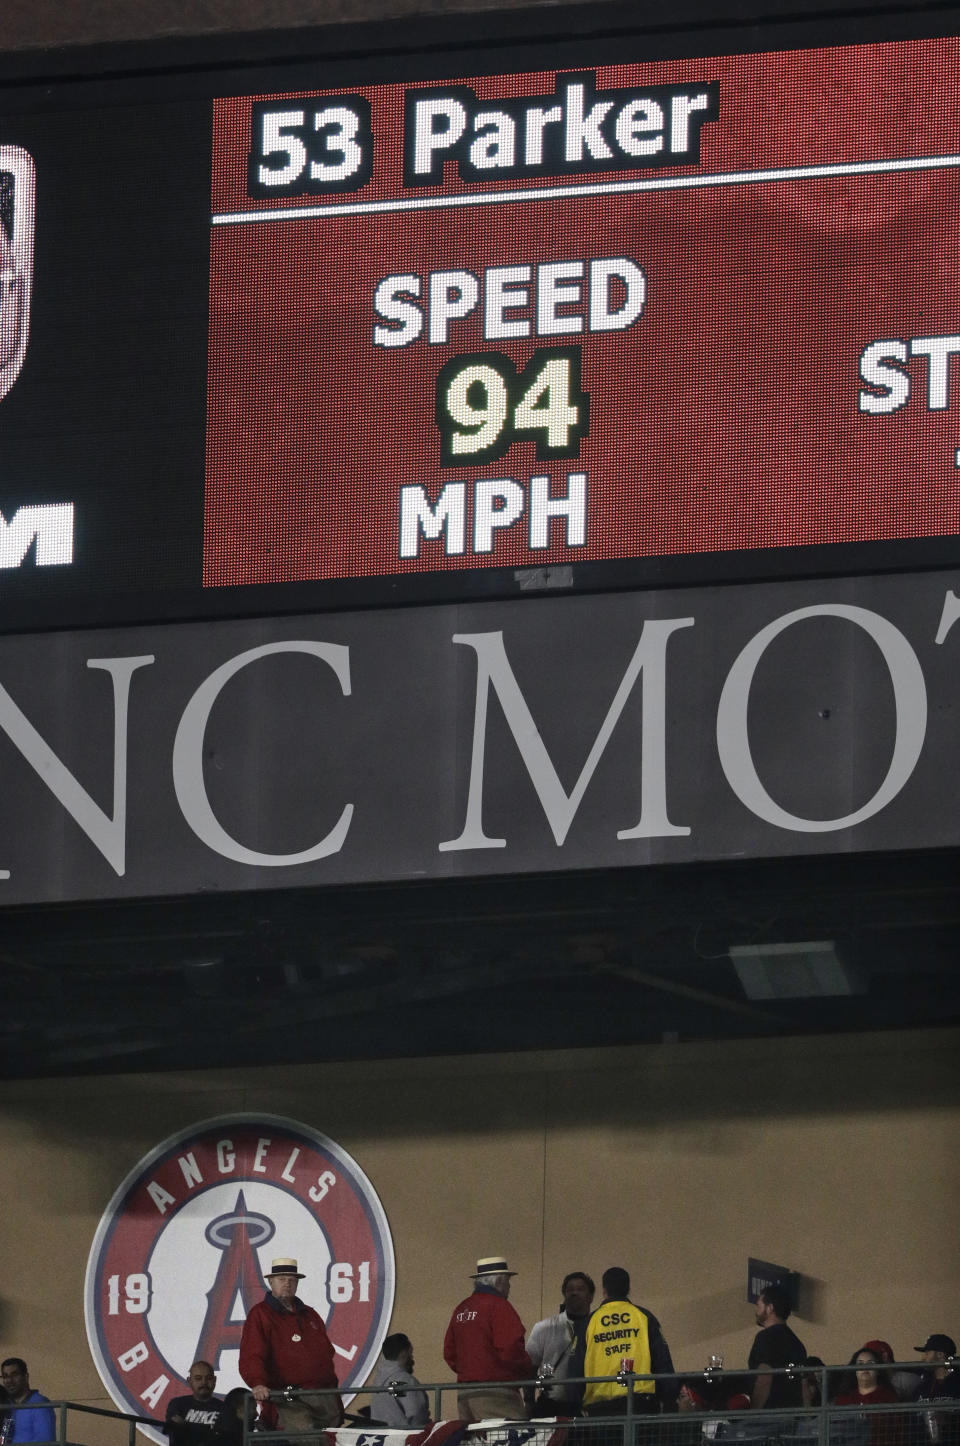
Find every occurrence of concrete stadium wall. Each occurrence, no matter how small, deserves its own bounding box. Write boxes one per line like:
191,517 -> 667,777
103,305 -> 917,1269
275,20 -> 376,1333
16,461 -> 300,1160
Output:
0,1026 -> 957,1440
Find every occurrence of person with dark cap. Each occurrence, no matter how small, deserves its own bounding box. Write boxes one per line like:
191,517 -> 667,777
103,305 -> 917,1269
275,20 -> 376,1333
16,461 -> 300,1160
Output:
915,1335 -> 960,1446
443,1256 -> 532,1423
212,1389 -> 254,1446
239,1257 -> 343,1433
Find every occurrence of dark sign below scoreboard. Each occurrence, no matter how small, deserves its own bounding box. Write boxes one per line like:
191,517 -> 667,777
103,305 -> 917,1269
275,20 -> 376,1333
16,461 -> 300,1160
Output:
0,566 -> 956,906
0,8 -> 958,632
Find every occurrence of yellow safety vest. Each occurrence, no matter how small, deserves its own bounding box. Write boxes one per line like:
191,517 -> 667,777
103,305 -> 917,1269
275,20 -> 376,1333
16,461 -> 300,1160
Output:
582,1299 -> 653,1406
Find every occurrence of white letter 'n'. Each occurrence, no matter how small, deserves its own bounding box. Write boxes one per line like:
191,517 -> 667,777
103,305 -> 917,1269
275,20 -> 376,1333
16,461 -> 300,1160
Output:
0,655 -> 154,877
439,622 -> 693,852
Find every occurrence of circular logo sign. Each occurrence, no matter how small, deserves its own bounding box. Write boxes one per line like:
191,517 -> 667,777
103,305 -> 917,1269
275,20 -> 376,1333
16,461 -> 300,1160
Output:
84,1114 -> 394,1442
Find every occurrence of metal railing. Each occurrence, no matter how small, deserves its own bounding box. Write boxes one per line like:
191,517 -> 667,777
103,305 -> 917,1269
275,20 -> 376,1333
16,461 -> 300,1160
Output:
237,1364 -> 959,1446
6,1364 -> 956,1446
1,1398 -> 157,1446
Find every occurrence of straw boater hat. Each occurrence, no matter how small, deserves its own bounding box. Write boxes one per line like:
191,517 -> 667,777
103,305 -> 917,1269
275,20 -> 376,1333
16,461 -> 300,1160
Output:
268,1257 -> 306,1278
471,1256 -> 516,1278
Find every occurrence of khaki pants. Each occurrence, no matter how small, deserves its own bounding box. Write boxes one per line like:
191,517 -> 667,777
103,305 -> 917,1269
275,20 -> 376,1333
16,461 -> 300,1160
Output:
277,1393 -> 344,1434
457,1389 -> 527,1423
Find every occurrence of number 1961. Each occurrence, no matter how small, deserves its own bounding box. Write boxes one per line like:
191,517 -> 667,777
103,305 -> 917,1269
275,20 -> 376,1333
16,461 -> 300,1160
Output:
436,347 -> 589,466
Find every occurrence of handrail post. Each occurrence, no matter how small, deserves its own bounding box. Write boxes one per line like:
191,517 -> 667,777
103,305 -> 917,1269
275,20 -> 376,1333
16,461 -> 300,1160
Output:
624,1371 -> 635,1446
58,1401 -> 67,1446
129,1414 -> 137,1446
434,1385 -> 443,1422
818,1365 -> 829,1446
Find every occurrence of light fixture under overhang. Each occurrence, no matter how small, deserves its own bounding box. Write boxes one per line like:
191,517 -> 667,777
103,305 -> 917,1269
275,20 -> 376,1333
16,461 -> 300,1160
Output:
729,940 -> 864,999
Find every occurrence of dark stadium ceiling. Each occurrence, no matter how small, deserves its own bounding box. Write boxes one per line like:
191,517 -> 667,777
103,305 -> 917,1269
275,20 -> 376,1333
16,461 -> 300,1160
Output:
1,848 -> 958,1078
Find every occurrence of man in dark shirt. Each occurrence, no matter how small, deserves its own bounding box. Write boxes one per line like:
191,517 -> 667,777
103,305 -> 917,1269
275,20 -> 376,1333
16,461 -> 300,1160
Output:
915,1334 -> 960,1446
164,1361 -> 222,1446
748,1285 -> 806,1410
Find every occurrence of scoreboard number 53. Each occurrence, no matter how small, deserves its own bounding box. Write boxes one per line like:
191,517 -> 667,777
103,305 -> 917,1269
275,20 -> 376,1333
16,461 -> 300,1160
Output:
436,347 -> 589,465
248,97 -> 373,195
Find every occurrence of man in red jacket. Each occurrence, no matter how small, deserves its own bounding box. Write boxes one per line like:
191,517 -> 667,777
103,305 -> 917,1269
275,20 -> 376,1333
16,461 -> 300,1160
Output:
239,1257 -> 343,1432
443,1256 -> 532,1423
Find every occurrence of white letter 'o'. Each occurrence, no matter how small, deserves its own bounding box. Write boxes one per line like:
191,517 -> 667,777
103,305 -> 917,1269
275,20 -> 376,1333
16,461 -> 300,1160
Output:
717,603 -> 926,832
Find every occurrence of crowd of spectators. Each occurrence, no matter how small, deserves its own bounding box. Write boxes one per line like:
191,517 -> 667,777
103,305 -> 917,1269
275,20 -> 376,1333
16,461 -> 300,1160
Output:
433,1264 -> 960,1443
1,1263 -> 957,1442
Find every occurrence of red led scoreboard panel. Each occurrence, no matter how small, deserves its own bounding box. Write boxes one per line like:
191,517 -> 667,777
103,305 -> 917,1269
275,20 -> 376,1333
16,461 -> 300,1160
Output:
0,5 -> 959,629
204,34 -> 960,587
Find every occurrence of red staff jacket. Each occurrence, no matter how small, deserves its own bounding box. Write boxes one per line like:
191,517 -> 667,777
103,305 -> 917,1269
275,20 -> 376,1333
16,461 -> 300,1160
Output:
443,1286 -> 532,1384
239,1293 -> 338,1390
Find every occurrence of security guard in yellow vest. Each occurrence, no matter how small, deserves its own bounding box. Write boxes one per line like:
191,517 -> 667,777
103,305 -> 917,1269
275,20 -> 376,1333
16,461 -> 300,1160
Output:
582,1267 -> 676,1415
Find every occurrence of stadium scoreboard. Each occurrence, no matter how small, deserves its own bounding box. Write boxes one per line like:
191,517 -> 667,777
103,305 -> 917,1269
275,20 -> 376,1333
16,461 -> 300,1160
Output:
1,4 -> 959,629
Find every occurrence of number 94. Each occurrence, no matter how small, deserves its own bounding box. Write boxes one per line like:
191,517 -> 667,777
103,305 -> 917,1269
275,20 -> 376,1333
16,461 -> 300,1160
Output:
436,347 -> 589,466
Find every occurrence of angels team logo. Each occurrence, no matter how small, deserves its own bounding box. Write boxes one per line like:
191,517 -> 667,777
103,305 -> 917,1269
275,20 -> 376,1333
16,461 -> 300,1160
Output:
84,1114 -> 395,1442
0,146 -> 34,403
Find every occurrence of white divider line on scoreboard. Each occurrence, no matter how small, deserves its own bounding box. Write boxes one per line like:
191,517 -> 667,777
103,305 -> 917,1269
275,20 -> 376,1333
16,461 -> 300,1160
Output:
212,148 -> 960,225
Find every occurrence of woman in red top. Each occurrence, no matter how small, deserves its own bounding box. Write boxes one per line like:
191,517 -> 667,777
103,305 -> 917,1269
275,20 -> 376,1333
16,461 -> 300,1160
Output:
834,1349 -> 903,1446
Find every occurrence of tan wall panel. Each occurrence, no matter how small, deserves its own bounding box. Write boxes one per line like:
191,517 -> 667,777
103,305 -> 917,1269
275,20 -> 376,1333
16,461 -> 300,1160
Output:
243,1072 -> 549,1377
0,1028 -> 957,1438
536,1033 -> 960,1372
